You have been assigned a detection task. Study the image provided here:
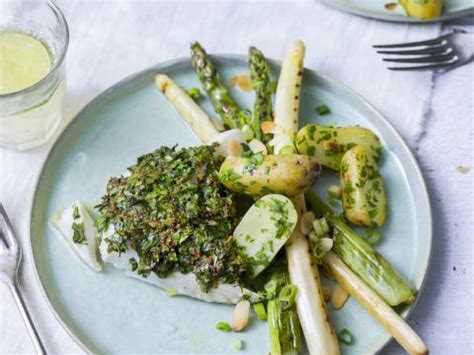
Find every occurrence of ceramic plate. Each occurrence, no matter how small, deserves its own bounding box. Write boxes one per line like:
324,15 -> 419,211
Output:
320,0 -> 474,22
30,55 -> 432,354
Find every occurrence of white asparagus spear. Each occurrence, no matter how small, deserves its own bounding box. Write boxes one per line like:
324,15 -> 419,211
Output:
275,40 -> 340,355
323,252 -> 428,355
155,74 -> 219,144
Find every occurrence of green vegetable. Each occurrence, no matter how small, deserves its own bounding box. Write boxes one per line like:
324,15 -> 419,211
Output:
216,321 -> 232,332
327,185 -> 342,199
266,267 -> 302,355
312,217 -> 329,237
296,124 -> 382,170
315,104 -> 331,115
231,339 -> 244,351
306,192 -> 415,306
71,204 -> 87,245
191,42 -> 250,129
219,154 -> 321,196
233,194 -> 298,276
249,46 -> 273,142
340,145 -> 387,227
185,87 -> 202,102
96,145 -> 246,292
363,229 -> 381,245
253,302 -> 267,320
337,328 -> 354,345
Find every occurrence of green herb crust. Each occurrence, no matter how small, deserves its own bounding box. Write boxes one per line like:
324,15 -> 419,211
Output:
96,145 -> 247,292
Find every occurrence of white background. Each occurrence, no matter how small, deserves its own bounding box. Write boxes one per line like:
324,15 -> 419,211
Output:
0,1 -> 473,354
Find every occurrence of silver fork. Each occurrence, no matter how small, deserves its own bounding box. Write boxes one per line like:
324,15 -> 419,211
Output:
373,30 -> 474,71
0,203 -> 46,355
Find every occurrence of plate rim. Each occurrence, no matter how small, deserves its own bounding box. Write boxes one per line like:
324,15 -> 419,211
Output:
319,0 -> 474,23
28,54 -> 433,354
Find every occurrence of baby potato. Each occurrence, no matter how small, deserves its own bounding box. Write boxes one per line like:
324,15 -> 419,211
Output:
296,124 -> 382,170
340,145 -> 387,227
219,154 -> 321,196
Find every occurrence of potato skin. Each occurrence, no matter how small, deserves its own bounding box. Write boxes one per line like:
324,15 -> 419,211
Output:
296,124 -> 382,171
340,145 -> 387,227
219,154 -> 321,196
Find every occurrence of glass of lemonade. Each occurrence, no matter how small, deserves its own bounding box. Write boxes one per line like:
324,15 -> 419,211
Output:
0,0 -> 69,150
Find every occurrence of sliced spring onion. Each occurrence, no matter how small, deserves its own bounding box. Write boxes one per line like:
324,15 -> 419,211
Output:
216,321 -> 232,332
279,145 -> 297,155
278,285 -> 298,310
327,185 -> 342,199
241,124 -> 255,141
253,302 -> 267,320
186,87 -> 202,102
231,339 -> 244,351
312,217 -> 330,238
363,229 -> 381,245
315,104 -> 331,115
337,328 -> 354,345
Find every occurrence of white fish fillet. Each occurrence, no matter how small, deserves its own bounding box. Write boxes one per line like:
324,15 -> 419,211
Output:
53,204 -> 259,304
50,201 -> 102,271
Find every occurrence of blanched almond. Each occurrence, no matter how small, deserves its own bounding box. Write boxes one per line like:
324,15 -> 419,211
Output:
331,283 -> 349,310
261,121 -> 276,134
320,237 -> 334,253
300,211 -> 315,235
232,300 -> 250,332
228,139 -> 242,157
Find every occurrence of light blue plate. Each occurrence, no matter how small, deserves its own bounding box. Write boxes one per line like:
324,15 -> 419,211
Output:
30,56 -> 432,354
320,0 -> 474,22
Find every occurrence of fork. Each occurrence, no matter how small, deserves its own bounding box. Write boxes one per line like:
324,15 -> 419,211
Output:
373,30 -> 474,71
0,203 -> 46,355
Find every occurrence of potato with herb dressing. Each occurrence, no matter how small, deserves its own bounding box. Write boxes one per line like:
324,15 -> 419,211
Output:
296,124 -> 382,170
340,145 -> 387,227
219,154 -> 321,196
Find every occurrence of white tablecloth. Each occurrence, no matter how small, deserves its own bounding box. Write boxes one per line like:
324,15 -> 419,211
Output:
1,1 -> 473,353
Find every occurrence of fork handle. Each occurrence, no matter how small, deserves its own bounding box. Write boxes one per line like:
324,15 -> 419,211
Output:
10,281 -> 47,355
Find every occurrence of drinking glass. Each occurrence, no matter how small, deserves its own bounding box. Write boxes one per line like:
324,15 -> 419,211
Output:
0,0 -> 69,151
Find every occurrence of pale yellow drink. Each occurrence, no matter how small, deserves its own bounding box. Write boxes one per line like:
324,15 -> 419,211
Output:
0,31 -> 66,150
0,31 -> 52,94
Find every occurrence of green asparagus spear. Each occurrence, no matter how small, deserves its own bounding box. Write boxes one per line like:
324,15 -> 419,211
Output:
266,267 -> 302,355
306,192 -> 415,306
191,42 -> 250,130
249,47 -> 273,142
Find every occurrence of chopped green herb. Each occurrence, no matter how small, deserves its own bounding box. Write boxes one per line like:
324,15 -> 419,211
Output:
315,104 -> 331,115
338,328 -> 354,345
72,205 -> 80,220
96,145 -> 246,292
216,321 -> 232,332
186,87 -> 202,102
71,222 -> 87,245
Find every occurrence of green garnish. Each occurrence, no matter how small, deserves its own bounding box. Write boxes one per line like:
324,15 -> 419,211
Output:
216,321 -> 232,332
253,302 -> 267,320
231,338 -> 244,351
327,185 -> 342,199
96,145 -> 246,292
363,229 -> 381,245
312,217 -> 329,237
72,205 -> 80,220
328,196 -> 341,208
337,328 -> 354,345
315,104 -> 331,115
278,285 -> 298,310
186,87 -> 202,102
72,221 -> 87,245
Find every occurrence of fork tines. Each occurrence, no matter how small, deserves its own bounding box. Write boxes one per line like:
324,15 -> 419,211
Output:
373,34 -> 459,71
